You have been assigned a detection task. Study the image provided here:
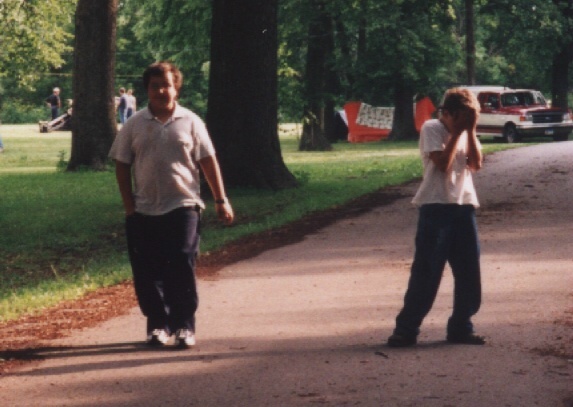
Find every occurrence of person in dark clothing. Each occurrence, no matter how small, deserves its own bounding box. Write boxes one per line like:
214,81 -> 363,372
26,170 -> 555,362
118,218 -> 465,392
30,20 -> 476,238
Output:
117,87 -> 128,124
45,88 -> 61,120
387,87 -> 485,348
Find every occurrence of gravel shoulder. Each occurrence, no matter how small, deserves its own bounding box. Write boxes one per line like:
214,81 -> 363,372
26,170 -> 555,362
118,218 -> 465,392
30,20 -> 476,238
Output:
0,142 -> 572,407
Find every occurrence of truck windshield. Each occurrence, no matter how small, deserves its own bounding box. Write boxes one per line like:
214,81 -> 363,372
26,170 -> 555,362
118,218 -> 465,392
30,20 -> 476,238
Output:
501,92 -> 544,106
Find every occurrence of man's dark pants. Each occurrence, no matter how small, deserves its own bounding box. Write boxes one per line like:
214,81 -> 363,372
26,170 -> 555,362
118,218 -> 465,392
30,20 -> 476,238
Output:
394,204 -> 481,339
126,207 -> 200,335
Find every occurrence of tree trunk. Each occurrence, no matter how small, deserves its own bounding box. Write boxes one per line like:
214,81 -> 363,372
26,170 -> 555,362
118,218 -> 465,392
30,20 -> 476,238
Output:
390,78 -> 417,140
68,0 -> 117,171
323,14 -> 340,144
357,0 -> 368,63
465,0 -> 476,85
299,0 -> 333,151
551,1 -> 573,109
551,44 -> 572,109
334,19 -> 355,100
207,0 -> 297,189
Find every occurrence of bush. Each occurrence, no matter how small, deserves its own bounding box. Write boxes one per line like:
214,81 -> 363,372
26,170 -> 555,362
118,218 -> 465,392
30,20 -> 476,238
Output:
1,101 -> 49,124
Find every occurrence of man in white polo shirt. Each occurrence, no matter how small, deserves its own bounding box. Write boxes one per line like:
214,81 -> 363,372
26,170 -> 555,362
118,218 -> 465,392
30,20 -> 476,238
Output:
109,61 -> 234,348
387,87 -> 485,347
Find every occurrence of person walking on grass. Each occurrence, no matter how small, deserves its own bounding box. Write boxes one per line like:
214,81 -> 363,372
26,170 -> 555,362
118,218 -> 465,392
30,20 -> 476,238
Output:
387,87 -> 485,347
109,61 -> 234,348
117,87 -> 128,124
126,89 -> 137,120
45,87 -> 61,120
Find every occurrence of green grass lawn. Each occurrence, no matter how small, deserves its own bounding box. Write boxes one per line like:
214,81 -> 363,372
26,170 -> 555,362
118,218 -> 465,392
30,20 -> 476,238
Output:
0,124 -> 521,321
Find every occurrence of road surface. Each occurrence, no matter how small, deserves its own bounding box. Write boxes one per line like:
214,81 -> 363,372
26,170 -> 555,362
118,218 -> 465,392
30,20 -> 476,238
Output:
1,142 -> 572,407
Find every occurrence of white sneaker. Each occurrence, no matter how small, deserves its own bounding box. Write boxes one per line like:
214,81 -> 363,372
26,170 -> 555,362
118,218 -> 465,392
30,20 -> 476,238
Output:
175,329 -> 196,348
146,329 -> 171,346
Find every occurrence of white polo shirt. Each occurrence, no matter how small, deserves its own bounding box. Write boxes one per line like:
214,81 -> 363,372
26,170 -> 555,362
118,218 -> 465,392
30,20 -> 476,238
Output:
109,104 -> 216,215
411,119 -> 480,207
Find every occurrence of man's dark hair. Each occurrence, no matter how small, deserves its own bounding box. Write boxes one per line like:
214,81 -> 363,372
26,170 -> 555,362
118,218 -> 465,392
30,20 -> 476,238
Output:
143,61 -> 183,94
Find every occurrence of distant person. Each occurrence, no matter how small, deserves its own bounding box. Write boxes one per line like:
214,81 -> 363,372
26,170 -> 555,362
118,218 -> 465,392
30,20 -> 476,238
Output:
0,133 -> 4,153
387,87 -> 485,347
45,87 -> 61,120
414,94 -> 437,133
109,61 -> 234,348
117,87 -> 128,124
126,89 -> 137,120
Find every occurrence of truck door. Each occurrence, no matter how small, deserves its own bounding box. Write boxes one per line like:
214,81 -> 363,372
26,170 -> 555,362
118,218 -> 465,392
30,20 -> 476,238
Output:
477,92 -> 501,135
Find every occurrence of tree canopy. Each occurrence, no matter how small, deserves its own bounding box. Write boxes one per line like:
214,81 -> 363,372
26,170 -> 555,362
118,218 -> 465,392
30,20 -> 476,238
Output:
0,0 -> 75,86
2,0 -> 573,165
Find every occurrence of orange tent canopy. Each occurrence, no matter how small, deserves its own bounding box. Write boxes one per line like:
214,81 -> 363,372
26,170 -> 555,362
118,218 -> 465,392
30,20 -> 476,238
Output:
414,96 -> 436,132
344,101 -> 391,143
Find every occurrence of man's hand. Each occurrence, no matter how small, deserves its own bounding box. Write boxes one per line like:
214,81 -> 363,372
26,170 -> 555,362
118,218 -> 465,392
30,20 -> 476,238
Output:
215,200 -> 234,225
199,155 -> 234,226
114,161 -> 136,216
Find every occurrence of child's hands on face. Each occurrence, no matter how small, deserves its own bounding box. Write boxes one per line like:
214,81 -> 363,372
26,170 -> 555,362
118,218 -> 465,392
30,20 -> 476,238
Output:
453,109 -> 479,135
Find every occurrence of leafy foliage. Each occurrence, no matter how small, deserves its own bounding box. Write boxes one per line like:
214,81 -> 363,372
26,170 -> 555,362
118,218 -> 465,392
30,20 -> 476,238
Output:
1,0 -> 573,123
353,1 -> 459,104
478,0 -> 567,90
120,0 -> 212,115
0,101 -> 46,124
0,0 -> 76,86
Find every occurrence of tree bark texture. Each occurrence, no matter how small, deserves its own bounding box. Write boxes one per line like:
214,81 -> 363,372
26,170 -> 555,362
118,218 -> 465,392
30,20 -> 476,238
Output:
551,44 -> 573,109
68,0 -> 117,171
390,77 -> 417,140
334,19 -> 356,100
207,0 -> 297,189
550,1 -> 573,109
465,0 -> 476,85
323,15 -> 339,144
299,0 -> 333,151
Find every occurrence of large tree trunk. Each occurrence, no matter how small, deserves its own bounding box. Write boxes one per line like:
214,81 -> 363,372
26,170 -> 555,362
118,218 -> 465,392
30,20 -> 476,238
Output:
357,0 -> 368,63
550,1 -> 573,109
299,0 -> 333,151
465,0 -> 476,85
207,0 -> 297,189
335,18 -> 356,100
323,14 -> 339,144
390,78 -> 417,140
551,44 -> 572,109
68,0 -> 117,171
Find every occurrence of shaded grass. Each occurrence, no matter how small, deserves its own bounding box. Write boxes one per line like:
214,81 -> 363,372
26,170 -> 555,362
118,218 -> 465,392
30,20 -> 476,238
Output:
0,124 -> 522,321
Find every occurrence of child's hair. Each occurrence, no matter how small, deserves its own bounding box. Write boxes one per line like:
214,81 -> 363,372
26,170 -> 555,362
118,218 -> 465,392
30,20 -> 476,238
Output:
441,88 -> 480,115
143,61 -> 183,94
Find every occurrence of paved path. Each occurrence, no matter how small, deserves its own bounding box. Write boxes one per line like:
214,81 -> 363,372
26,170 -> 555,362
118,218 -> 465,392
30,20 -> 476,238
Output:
1,142 -> 572,407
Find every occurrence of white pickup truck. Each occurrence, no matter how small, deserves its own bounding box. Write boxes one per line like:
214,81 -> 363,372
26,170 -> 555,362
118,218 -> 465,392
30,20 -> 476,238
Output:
460,86 -> 573,143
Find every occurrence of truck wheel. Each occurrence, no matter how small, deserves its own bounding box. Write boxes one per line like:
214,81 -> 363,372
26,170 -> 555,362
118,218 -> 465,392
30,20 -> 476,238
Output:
503,124 -> 520,143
